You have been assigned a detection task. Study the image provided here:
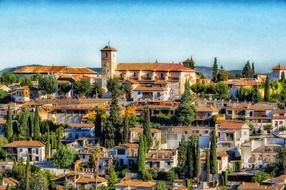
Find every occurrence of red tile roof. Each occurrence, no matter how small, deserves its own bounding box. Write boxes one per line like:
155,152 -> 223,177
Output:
4,140 -> 45,147
15,66 -> 96,74
218,120 -> 246,130
133,85 -> 166,92
115,180 -> 156,188
116,63 -> 195,72
272,64 -> 286,70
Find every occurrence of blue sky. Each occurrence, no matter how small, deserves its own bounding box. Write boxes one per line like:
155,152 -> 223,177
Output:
0,0 -> 286,72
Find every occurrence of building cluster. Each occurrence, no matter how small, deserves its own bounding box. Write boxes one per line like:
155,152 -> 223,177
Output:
0,45 -> 286,190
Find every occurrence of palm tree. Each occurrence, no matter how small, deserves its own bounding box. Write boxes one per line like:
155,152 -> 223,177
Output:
92,147 -> 102,189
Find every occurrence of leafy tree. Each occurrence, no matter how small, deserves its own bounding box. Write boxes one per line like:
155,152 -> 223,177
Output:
123,111 -> 130,143
176,80 -> 196,125
19,77 -> 32,87
25,157 -> 30,190
53,145 -> 76,168
74,79 -> 91,97
264,75 -> 270,101
121,82 -> 132,101
178,136 -> 187,168
58,83 -> 72,96
275,148 -> 286,175
0,72 -> 17,85
91,82 -> 104,98
212,57 -> 218,82
34,106 -> 41,140
215,82 -> 229,99
143,106 -> 152,150
38,75 -> 58,94
108,165 -> 118,189
30,171 -> 49,190
216,66 -> 228,82
0,90 -> 8,102
210,128 -> 217,175
138,135 -> 146,173
252,86 -> 262,103
92,147 -> 101,176
5,105 -> 13,142
252,171 -> 269,183
155,181 -> 168,190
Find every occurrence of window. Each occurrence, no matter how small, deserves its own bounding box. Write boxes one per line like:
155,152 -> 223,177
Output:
157,92 -> 160,97
117,149 -> 126,155
161,73 -> 164,78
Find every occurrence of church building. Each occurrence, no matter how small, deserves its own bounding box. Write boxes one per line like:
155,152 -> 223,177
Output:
100,44 -> 197,101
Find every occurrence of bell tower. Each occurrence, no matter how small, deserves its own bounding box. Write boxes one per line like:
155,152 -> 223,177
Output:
100,43 -> 117,89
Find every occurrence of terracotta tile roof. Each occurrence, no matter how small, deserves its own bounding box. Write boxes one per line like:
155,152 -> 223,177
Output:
67,123 -> 94,128
115,180 -> 156,188
15,66 -> 96,75
0,186 -> 7,190
4,140 -> 45,147
196,104 -> 218,112
218,120 -> 246,130
252,145 -> 281,153
217,149 -> 228,158
114,143 -> 139,149
76,175 -> 107,184
232,81 -> 262,87
55,185 -> 64,190
248,103 -> 273,111
133,85 -> 166,92
146,149 -> 176,161
116,63 -> 195,72
130,127 -> 161,133
238,182 -> 284,190
3,177 -> 18,185
272,64 -> 286,70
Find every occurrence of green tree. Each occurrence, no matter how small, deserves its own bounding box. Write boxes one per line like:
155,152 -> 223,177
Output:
25,157 -> 30,190
252,171 -> 269,183
210,128 -> 217,175
46,129 -> 51,160
38,75 -> 58,94
19,111 -> 30,140
30,171 -> 49,190
195,136 -> 201,180
216,66 -> 228,82
275,148 -> 286,175
252,86 -> 261,103
205,148 -> 211,180
252,62 -> 255,77
94,109 -> 102,139
103,120 -> 115,148
242,61 -> 252,78
264,75 -> 270,101
121,82 -> 132,101
107,78 -> 122,145
19,77 -> 32,87
221,170 -> 228,187
108,165 -> 118,189
143,106 -> 152,150
212,57 -> 218,82
186,138 -> 194,178
155,181 -> 168,190
138,135 -> 146,173
123,111 -> 130,143
0,72 -> 17,85
34,106 -> 40,140
176,80 -> 196,125
91,82 -> 104,98
53,145 -> 76,168
178,136 -> 187,168
58,83 -> 72,96
5,105 -> 13,142
74,79 -> 91,97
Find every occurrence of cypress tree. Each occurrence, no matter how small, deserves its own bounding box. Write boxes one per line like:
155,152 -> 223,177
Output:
143,106 -> 152,150
186,139 -> 194,178
5,105 -> 13,142
205,148 -> 211,181
281,72 -> 286,81
46,126 -> 51,159
138,135 -> 146,173
25,156 -> 30,190
107,78 -> 122,145
195,136 -> 201,180
178,135 -> 187,168
252,62 -> 255,77
27,114 -> 34,139
19,111 -> 29,140
123,111 -> 130,143
176,80 -> 196,126
34,106 -> 40,140
252,86 -> 261,103
264,75 -> 270,102
103,120 -> 115,148
212,57 -> 218,82
210,128 -> 218,175
94,109 -> 102,138
56,128 -> 62,150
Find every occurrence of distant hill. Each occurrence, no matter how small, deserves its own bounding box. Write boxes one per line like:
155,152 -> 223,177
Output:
195,66 -> 242,79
